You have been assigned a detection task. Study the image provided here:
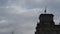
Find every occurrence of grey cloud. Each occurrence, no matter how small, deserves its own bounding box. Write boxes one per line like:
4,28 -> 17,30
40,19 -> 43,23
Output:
0,0 -> 60,34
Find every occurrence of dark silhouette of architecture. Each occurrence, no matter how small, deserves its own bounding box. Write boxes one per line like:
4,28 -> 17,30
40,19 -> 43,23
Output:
35,9 -> 60,34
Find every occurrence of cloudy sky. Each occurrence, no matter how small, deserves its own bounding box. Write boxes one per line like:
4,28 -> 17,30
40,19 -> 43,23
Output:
0,0 -> 60,34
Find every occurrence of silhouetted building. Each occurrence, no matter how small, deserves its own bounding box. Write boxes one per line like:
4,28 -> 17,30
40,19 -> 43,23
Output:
35,9 -> 60,34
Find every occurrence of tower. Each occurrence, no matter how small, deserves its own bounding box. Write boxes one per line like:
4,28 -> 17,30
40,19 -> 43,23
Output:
35,9 -> 55,34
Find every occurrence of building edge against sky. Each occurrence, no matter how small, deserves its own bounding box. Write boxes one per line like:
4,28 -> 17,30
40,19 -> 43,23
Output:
35,9 -> 60,34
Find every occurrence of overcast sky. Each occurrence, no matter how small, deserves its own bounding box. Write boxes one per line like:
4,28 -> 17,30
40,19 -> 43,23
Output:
0,0 -> 60,34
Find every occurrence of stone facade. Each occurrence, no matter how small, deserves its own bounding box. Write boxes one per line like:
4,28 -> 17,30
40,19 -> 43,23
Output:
35,10 -> 60,34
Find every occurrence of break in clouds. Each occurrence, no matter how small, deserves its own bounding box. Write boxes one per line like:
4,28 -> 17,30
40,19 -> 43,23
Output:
0,0 -> 60,34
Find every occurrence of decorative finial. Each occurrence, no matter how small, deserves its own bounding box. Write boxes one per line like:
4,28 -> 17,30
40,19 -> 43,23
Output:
11,31 -> 14,34
45,9 -> 46,13
12,32 -> 14,34
44,6 -> 47,14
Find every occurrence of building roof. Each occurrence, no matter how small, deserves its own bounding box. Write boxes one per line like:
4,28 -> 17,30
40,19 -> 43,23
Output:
54,25 -> 60,28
